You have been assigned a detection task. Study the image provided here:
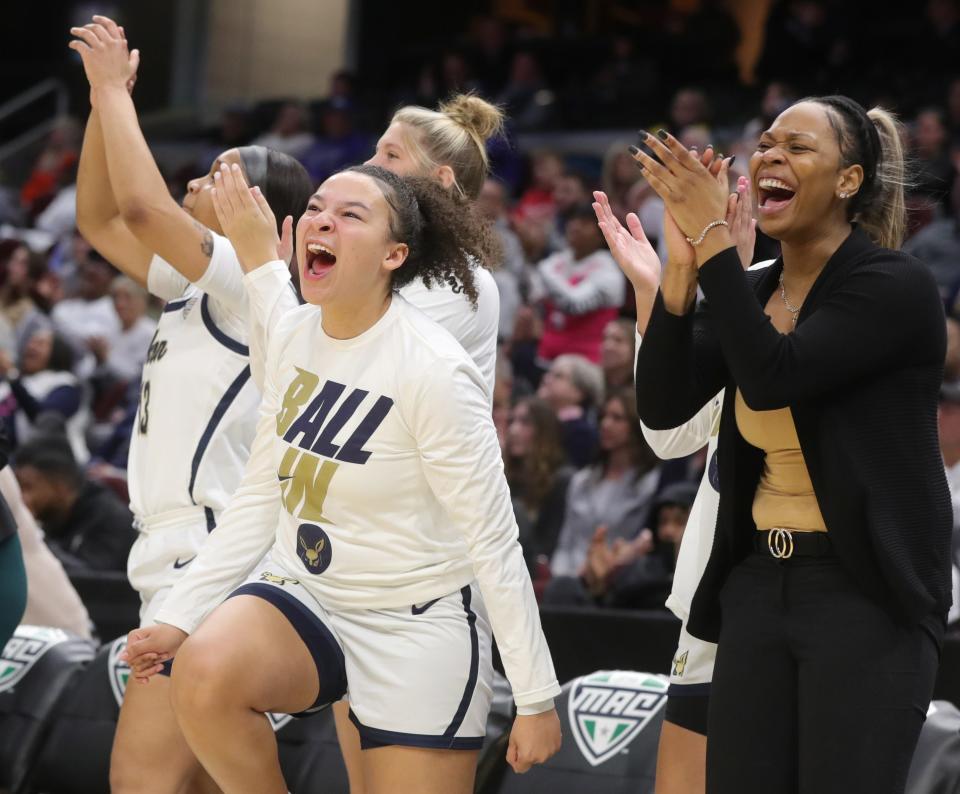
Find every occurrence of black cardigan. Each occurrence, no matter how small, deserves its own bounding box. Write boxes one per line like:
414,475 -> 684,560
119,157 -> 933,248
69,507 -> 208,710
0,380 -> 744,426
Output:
636,228 -> 953,645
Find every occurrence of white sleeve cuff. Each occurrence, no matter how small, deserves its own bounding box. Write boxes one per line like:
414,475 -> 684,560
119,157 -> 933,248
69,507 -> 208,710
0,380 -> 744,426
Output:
516,698 -> 555,716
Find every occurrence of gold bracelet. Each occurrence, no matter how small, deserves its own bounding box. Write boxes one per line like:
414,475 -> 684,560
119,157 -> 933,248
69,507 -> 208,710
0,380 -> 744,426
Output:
685,219 -> 729,246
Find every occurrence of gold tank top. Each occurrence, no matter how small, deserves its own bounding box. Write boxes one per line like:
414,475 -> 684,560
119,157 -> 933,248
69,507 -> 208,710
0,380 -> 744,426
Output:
734,390 -> 827,533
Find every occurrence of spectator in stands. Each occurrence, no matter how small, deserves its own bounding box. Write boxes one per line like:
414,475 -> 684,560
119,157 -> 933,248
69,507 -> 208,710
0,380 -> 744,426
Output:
89,276 -> 156,383
552,171 -> 591,241
0,329 -> 89,462
602,142 -> 644,222
536,203 -> 625,364
0,240 -> 50,356
51,250 -> 121,366
35,159 -> 79,243
252,101 -> 315,160
497,51 -> 555,131
468,14 -> 513,95
669,87 -> 711,131
478,178 -> 524,337
757,0 -> 841,92
505,396 -> 574,569
906,171 -> 960,295
744,82 -> 800,144
912,107 -> 956,211
537,353 -> 604,467
938,367 -> 960,626
300,98 -> 371,185
601,317 -> 636,391
548,387 -> 660,581
20,117 -> 81,220
13,435 -> 134,573
2,463 -> 91,637
578,480 -> 698,609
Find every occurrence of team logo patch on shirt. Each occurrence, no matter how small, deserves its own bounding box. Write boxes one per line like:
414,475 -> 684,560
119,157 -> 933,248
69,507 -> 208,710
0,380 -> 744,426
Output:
568,670 -> 668,767
672,649 -> 688,678
296,524 -> 332,574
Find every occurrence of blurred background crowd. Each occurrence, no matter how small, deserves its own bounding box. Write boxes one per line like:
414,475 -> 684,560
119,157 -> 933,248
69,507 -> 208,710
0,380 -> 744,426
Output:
0,0 -> 959,634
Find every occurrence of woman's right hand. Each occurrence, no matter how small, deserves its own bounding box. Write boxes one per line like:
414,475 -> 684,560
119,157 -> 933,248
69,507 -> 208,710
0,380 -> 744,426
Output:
121,624 -> 188,683
592,190 -> 661,298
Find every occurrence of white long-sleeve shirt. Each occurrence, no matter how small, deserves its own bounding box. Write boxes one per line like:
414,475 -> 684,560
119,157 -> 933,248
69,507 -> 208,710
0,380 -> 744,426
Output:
156,294 -> 560,708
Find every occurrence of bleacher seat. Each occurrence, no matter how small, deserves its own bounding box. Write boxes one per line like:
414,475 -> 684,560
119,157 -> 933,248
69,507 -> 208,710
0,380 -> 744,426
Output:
0,626 -> 96,794
906,700 -> 960,794
478,670 -> 667,794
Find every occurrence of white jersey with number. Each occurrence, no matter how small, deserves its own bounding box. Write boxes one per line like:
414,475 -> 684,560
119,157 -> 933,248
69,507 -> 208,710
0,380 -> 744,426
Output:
156,294 -> 560,708
127,233 -> 300,623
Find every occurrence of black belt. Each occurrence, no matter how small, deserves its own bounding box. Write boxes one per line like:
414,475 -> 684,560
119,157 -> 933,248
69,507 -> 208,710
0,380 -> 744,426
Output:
754,528 -> 834,559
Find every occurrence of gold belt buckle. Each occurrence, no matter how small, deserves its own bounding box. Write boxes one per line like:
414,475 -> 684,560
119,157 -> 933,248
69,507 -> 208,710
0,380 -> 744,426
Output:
767,528 -> 794,559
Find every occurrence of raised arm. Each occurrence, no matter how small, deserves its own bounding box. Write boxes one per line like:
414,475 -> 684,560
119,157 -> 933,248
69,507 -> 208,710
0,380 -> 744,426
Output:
70,17 -> 219,284
74,38 -> 153,286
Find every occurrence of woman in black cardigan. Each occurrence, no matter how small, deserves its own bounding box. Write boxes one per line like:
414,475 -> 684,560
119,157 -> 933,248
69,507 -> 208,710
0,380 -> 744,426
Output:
630,97 -> 952,793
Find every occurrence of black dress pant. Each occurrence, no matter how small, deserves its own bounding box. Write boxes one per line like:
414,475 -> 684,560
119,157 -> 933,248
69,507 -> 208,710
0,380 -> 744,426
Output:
706,552 -> 940,794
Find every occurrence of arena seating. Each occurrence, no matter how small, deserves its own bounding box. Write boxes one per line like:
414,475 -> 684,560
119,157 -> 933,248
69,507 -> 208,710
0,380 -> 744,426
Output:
0,626 -> 96,794
4,624 -> 960,793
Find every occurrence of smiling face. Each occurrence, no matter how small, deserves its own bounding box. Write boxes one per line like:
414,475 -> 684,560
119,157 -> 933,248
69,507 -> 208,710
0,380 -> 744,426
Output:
183,148 -> 245,233
749,101 -> 863,243
295,171 -> 408,310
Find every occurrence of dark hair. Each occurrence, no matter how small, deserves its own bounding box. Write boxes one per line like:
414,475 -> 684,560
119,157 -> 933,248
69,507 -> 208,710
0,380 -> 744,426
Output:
236,146 -> 314,238
505,396 -> 568,510
13,435 -> 82,489
46,333 -> 75,373
808,95 -> 907,248
342,164 -> 502,306
598,387 -> 658,479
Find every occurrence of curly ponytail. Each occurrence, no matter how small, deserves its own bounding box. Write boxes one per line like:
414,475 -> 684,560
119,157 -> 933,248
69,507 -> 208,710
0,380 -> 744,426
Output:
811,95 -> 909,249
344,164 -> 503,307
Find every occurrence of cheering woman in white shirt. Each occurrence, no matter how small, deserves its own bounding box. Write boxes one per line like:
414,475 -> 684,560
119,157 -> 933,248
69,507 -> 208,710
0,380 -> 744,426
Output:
125,164 -> 562,793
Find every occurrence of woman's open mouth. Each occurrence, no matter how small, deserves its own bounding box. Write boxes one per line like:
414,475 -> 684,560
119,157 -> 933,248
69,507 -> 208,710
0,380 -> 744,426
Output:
757,177 -> 796,215
304,242 -> 337,280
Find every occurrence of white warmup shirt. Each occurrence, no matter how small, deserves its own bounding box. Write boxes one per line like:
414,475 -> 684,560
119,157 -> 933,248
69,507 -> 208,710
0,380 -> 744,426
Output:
242,261 -> 500,398
156,294 -> 560,708
129,232 -> 299,521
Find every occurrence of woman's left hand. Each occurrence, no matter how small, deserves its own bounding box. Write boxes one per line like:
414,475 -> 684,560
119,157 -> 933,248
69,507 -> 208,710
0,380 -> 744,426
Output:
632,131 -> 733,259
507,709 -> 563,773
68,16 -> 138,93
210,163 -> 282,272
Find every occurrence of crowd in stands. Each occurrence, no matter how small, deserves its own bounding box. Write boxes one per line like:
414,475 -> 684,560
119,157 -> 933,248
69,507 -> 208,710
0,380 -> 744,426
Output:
0,0 -> 958,637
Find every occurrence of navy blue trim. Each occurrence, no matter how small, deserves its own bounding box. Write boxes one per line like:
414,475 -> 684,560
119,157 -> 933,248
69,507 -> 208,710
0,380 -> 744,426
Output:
159,658 -> 174,677
348,709 -> 484,751
443,585 -> 479,738
204,507 -> 216,532
200,294 -> 249,355
189,366 -> 252,503
667,682 -> 712,697
163,298 -> 190,313
229,582 -> 346,714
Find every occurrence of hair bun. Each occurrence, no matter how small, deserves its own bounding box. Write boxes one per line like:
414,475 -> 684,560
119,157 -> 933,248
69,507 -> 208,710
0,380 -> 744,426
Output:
439,93 -> 505,142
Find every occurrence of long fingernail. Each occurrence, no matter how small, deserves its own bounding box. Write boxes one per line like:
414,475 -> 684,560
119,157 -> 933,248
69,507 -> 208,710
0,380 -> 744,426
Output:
729,155 -> 737,165
628,145 -> 640,156
656,129 -> 668,140
706,144 -> 714,150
